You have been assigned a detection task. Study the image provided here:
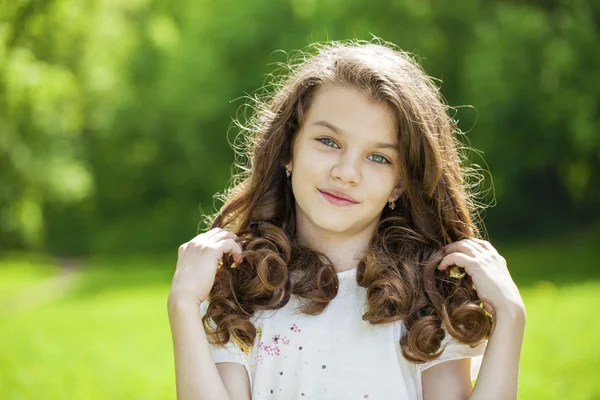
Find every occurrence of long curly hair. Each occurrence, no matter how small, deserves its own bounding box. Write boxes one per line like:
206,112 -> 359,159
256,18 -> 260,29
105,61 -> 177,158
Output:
201,38 -> 493,364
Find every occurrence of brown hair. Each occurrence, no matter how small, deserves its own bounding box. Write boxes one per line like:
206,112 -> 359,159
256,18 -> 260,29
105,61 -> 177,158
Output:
202,38 -> 492,363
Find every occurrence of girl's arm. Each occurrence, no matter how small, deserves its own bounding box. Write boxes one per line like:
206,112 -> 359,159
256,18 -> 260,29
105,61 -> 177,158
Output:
422,302 -> 526,400
424,238 -> 527,400
168,298 -> 252,400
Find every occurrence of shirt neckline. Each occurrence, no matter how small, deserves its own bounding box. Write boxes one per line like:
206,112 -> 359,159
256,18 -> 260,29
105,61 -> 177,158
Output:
336,267 -> 357,279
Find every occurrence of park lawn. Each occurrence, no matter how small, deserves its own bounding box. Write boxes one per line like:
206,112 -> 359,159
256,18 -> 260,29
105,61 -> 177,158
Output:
0,239 -> 598,399
517,280 -> 600,399
0,254 -> 61,298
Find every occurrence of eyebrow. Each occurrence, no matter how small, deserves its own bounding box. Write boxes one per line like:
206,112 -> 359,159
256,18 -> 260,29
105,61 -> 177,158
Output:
311,120 -> 398,150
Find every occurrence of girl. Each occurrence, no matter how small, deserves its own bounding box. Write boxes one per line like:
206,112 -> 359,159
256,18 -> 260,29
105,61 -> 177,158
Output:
168,38 -> 526,400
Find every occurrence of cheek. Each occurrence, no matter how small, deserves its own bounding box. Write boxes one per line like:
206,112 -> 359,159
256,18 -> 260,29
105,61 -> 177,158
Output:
363,184 -> 387,204
296,149 -> 330,174
364,168 -> 397,194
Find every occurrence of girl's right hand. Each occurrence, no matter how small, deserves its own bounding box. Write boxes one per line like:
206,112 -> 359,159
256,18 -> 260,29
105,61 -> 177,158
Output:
168,228 -> 244,306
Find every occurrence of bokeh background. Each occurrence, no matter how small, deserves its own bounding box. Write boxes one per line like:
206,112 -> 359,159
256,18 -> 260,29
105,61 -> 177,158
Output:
1,0 -> 599,398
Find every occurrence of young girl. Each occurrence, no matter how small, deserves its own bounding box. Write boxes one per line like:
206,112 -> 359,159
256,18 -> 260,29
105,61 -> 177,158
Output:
168,38 -> 526,400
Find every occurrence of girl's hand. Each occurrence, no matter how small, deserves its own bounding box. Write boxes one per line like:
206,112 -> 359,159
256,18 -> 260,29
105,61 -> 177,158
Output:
438,238 -> 525,317
168,228 -> 244,307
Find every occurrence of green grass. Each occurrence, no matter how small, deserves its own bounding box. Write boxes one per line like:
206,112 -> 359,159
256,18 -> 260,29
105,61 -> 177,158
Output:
0,253 -> 61,297
0,227 -> 599,399
518,281 -> 600,399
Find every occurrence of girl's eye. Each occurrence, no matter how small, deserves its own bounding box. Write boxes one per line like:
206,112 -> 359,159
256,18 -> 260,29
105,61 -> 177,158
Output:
369,154 -> 391,164
316,138 -> 391,165
317,137 -> 339,148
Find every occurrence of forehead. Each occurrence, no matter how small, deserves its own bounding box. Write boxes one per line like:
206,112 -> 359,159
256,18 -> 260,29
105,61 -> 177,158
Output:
303,83 -> 397,143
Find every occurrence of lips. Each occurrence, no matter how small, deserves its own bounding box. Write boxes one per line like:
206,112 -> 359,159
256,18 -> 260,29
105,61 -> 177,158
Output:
318,189 -> 359,205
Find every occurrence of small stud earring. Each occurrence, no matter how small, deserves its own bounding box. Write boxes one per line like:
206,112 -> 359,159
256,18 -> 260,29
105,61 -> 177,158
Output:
285,168 -> 291,177
388,199 -> 396,210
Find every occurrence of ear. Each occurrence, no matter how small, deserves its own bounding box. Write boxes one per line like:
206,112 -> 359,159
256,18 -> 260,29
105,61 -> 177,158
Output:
285,160 -> 293,172
390,178 -> 405,201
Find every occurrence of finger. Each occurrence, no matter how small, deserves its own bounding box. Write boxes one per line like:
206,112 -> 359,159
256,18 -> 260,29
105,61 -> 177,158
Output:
438,252 -> 478,274
210,230 -> 239,244
185,227 -> 221,244
189,229 -> 237,247
178,242 -> 188,255
470,238 -> 496,253
215,238 -> 244,264
444,239 -> 481,258
211,232 -> 243,263
187,231 -> 244,265
463,239 -> 487,254
204,227 -> 228,240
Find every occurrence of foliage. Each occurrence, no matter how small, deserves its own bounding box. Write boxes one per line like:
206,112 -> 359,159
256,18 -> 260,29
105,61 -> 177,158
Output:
1,0 -> 598,255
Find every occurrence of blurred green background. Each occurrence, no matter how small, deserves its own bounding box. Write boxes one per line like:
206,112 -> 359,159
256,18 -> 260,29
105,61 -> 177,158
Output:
1,0 -> 598,398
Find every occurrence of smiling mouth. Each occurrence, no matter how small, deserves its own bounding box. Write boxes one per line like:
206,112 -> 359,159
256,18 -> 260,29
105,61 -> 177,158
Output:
318,190 -> 358,206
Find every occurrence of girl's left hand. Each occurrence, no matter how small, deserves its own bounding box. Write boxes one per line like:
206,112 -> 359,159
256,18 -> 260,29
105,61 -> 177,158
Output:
438,238 -> 525,317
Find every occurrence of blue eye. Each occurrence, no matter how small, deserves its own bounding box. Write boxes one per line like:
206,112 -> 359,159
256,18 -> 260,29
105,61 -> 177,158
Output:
317,137 -> 339,148
369,154 -> 390,164
316,138 -> 391,165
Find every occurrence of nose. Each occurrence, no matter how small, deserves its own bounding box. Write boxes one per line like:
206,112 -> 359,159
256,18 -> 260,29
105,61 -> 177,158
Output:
331,151 -> 362,185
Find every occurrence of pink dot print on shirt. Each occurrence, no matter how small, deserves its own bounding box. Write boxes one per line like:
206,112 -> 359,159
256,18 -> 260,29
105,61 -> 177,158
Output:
257,324 -> 301,363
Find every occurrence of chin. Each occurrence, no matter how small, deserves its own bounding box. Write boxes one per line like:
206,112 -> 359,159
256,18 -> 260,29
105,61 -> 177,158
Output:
308,209 -> 361,232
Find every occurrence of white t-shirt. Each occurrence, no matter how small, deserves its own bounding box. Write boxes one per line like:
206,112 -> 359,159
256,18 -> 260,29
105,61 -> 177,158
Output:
200,267 -> 487,400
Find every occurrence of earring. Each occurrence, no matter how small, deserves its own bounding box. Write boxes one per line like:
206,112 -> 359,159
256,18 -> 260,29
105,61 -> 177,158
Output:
388,199 -> 396,210
285,168 -> 291,177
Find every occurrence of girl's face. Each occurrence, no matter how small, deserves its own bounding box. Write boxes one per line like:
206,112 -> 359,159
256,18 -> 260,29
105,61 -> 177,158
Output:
287,83 -> 405,236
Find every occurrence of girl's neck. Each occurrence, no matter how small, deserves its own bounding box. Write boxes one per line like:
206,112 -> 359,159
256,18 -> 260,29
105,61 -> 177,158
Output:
295,218 -> 377,273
